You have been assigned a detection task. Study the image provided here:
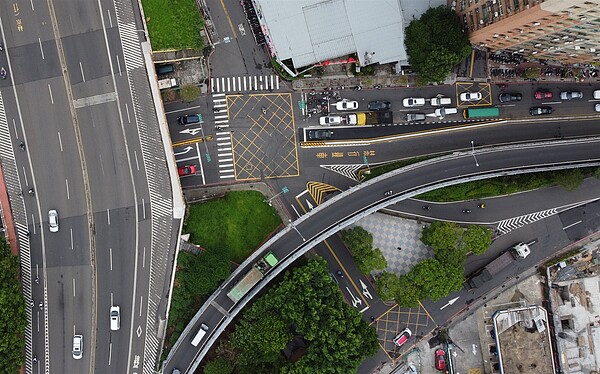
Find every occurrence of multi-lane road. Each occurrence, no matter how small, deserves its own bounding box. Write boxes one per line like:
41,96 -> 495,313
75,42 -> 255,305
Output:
164,137 -> 600,373
1,1 -> 178,373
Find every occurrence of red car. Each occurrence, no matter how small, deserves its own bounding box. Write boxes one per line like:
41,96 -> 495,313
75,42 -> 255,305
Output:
534,90 -> 552,99
435,349 -> 446,371
178,165 -> 197,176
393,328 -> 412,347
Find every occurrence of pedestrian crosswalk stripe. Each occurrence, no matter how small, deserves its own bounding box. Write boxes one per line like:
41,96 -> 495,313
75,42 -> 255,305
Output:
211,75 -> 281,93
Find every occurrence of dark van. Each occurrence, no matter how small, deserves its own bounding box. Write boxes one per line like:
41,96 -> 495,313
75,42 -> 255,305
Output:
155,64 -> 174,75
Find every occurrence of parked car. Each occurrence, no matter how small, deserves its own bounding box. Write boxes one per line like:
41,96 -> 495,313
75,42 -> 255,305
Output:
434,108 -> 458,117
435,349 -> 446,371
559,91 -> 583,100
530,106 -> 553,116
110,306 -> 121,331
177,114 -> 202,125
178,165 -> 197,176
48,209 -> 59,233
498,93 -> 522,102
393,328 -> 412,347
368,101 -> 391,111
459,92 -> 482,101
402,97 -> 426,107
319,115 -> 343,126
430,96 -> 452,106
406,113 -> 426,122
594,90 -> 600,99
534,90 -> 553,99
595,103 -> 600,112
72,335 -> 83,360
334,99 -> 358,111
307,130 -> 333,140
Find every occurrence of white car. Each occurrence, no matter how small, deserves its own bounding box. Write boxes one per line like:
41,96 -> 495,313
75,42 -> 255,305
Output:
434,108 -> 458,117
459,92 -> 482,102
110,306 -> 120,331
334,99 -> 358,111
594,90 -> 600,100
595,103 -> 600,112
48,210 -> 59,233
402,97 -> 426,107
319,115 -> 343,126
72,335 -> 83,360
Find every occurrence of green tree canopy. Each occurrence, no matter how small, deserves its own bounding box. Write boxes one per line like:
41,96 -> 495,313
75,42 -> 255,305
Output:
341,226 -> 387,275
0,237 -> 27,374
404,6 -> 472,83
375,271 -> 401,302
219,257 -> 379,373
462,225 -> 493,255
421,221 -> 461,256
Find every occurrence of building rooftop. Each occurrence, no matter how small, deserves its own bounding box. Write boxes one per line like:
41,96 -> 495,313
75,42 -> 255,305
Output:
548,246 -> 600,374
257,0 -> 410,69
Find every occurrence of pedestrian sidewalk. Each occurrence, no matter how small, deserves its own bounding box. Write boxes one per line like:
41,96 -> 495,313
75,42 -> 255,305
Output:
0,163 -> 18,256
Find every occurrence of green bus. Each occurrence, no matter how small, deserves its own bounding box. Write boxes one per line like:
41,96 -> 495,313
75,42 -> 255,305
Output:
463,107 -> 500,119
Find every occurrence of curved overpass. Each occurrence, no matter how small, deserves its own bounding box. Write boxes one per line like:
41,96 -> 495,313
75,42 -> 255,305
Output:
164,137 -> 600,373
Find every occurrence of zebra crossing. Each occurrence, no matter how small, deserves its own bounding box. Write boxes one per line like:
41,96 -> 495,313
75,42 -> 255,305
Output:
211,75 -> 280,93
212,94 -> 229,129
496,208 -> 558,235
216,131 -> 235,180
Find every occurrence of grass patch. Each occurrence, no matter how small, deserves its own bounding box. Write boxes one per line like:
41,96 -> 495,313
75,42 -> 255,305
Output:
184,191 -> 282,263
362,155 -> 438,181
142,0 -> 204,50
418,167 -> 595,202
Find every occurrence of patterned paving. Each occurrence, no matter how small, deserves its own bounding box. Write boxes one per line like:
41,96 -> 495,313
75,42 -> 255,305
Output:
351,213 -> 434,275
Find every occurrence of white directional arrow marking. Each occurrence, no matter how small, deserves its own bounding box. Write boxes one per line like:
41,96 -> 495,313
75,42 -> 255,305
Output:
346,287 -> 362,308
306,199 -> 314,210
180,127 -> 203,136
174,146 -> 194,156
440,296 -> 460,310
360,279 -> 373,300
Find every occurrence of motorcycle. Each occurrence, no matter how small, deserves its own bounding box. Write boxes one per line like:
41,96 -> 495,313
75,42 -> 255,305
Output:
19,142 -> 25,151
28,188 -> 35,196
384,190 -> 393,196
422,205 -> 431,210
1,67 -> 6,79
462,209 -> 471,214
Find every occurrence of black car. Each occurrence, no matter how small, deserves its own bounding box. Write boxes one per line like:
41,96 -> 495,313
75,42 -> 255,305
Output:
368,101 -> 391,111
178,114 -> 202,125
498,93 -> 522,102
529,106 -> 552,116
307,130 -> 333,140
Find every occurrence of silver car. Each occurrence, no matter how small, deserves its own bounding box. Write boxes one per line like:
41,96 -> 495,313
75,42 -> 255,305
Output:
48,210 -> 59,233
72,335 -> 83,360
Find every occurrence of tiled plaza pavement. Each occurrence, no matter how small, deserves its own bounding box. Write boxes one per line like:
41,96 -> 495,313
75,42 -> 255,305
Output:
351,212 -> 433,275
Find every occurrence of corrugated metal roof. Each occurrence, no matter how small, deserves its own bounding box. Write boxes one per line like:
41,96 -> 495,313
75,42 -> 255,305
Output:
257,0 -> 410,69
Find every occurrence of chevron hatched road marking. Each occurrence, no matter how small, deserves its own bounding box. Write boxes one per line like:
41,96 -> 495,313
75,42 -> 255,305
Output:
321,164 -> 365,181
306,181 -> 341,205
496,208 -> 558,235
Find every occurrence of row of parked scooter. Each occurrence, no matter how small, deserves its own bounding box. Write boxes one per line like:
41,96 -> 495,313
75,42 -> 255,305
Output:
306,91 -> 336,117
241,0 -> 265,46
490,53 -> 524,65
490,68 -> 516,78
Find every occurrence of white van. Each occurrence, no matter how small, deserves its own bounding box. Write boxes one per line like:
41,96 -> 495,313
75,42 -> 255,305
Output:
191,323 -> 209,347
431,96 -> 452,106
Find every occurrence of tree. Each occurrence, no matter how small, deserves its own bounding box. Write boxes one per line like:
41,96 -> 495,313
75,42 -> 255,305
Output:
203,357 -> 234,374
404,6 -> 472,83
228,257 -> 379,373
394,274 -> 422,307
462,225 -> 493,255
341,226 -> 387,275
421,221 -> 461,257
0,237 -> 27,374
375,271 -> 401,302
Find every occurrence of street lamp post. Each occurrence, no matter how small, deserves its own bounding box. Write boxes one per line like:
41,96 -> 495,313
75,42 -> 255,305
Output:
288,219 -> 306,242
264,186 -> 289,206
470,140 -> 479,167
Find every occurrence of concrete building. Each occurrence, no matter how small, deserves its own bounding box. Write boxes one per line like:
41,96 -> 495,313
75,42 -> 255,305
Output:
249,0 -> 446,76
452,0 -> 600,64
548,247 -> 600,374
493,305 -> 556,374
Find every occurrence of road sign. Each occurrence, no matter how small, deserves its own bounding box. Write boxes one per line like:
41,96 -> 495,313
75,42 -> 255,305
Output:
205,153 -> 211,162
282,186 -> 289,194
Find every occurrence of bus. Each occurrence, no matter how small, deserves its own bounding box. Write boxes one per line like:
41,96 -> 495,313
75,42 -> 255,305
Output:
463,107 -> 500,119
